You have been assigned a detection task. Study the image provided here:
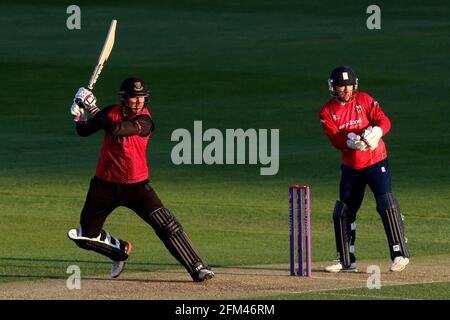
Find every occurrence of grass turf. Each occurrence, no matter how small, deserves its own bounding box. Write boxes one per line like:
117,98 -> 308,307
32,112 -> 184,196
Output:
253,281 -> 450,300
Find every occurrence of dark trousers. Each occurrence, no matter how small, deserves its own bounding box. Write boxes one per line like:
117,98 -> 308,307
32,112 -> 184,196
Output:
340,158 -> 392,216
339,158 -> 392,262
80,176 -> 163,238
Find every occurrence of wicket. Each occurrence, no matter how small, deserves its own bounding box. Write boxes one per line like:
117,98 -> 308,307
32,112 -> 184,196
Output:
289,185 -> 311,277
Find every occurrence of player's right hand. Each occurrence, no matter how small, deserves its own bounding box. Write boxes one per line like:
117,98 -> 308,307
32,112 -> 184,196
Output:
70,102 -> 87,122
346,132 -> 368,151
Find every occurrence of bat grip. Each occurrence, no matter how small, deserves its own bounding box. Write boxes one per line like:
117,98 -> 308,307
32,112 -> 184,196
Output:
87,64 -> 104,91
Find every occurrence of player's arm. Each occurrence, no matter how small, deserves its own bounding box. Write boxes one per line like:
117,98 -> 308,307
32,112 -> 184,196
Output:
71,87 -> 153,137
319,110 -> 347,150
361,98 -> 391,149
75,117 -> 102,137
367,99 -> 391,135
95,112 -> 154,137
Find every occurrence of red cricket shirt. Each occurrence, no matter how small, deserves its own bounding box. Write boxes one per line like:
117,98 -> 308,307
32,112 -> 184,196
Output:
319,92 -> 391,170
76,104 -> 154,184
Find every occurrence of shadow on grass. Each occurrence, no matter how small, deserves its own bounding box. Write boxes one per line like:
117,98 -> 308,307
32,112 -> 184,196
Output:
0,256 -> 177,266
0,256 -> 185,283
0,273 -> 192,284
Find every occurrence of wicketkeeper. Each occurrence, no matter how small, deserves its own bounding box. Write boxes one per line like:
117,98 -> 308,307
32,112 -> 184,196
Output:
319,66 -> 410,273
68,77 -> 214,281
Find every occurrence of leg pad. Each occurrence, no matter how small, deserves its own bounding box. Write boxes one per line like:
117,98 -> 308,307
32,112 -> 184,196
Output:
333,200 -> 352,268
376,193 -> 409,259
68,228 -> 131,261
148,208 -> 209,281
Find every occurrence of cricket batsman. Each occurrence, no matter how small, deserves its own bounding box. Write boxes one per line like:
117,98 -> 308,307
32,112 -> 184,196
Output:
319,66 -> 410,272
67,77 -> 214,281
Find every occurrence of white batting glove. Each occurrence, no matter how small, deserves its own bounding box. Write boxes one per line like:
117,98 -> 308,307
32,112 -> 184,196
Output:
362,126 -> 383,150
70,102 -> 87,122
346,132 -> 368,151
74,87 -> 100,116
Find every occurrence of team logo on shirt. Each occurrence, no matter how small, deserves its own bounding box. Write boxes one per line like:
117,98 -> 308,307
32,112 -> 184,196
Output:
356,105 -> 362,113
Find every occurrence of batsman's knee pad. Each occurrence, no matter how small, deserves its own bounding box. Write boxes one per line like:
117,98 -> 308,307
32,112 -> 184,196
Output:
68,228 -> 131,261
147,208 -> 209,281
332,200 -> 354,268
376,193 -> 409,259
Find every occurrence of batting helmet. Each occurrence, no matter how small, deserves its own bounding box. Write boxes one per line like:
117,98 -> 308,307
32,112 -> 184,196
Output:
119,77 -> 149,97
328,66 -> 358,97
118,77 -> 150,112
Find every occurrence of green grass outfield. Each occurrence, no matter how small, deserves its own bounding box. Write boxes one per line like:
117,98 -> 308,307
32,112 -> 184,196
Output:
255,282 -> 450,300
0,0 -> 449,299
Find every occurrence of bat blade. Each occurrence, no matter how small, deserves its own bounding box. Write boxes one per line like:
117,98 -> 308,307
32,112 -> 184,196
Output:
87,19 -> 117,90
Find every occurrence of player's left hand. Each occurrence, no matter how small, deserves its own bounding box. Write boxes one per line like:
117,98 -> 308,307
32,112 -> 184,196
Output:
70,102 -> 87,122
74,87 -> 100,116
362,126 -> 383,149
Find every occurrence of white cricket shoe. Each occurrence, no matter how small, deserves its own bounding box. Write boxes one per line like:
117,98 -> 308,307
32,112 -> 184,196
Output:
196,269 -> 215,282
111,241 -> 133,278
390,256 -> 409,272
325,261 -> 357,273
111,261 -> 126,278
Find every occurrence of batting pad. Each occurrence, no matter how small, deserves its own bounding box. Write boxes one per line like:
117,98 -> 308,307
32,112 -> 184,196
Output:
147,208 -> 209,281
68,227 -> 131,261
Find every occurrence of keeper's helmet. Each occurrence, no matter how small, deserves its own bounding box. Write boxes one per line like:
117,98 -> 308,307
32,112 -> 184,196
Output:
328,66 -> 358,97
118,77 -> 150,113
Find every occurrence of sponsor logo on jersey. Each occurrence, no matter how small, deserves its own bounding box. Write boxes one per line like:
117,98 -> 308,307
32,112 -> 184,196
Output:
338,117 -> 362,130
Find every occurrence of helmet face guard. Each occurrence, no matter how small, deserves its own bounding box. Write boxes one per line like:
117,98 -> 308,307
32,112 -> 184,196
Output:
118,77 -> 150,115
328,66 -> 358,100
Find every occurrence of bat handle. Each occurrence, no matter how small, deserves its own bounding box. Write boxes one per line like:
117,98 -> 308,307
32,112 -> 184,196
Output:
87,64 -> 104,91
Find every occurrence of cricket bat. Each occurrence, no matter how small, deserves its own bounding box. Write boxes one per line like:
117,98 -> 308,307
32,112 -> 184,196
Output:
86,19 -> 117,90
